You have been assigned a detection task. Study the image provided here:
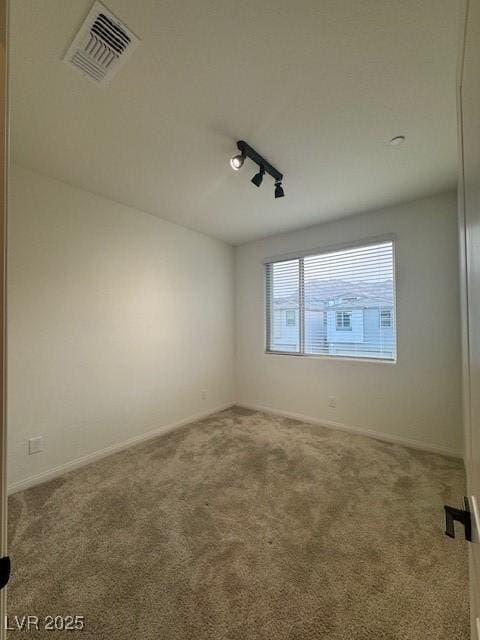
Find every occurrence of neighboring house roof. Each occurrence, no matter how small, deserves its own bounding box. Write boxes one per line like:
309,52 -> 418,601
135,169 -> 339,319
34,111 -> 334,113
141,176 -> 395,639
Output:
274,279 -> 393,311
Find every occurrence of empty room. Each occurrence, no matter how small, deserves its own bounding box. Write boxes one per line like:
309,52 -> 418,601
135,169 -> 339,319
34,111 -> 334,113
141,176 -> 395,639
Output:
0,0 -> 479,638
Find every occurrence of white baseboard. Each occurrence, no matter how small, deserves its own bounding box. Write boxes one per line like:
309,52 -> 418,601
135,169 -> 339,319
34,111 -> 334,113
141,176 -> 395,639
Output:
8,402 -> 236,495
9,400 -> 463,494
237,402 -> 464,459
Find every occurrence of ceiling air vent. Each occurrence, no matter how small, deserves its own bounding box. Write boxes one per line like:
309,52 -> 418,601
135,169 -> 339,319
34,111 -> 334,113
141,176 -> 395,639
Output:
63,1 -> 140,86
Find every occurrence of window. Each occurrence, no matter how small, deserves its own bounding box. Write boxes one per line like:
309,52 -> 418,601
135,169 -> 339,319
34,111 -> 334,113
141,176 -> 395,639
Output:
336,311 -> 352,330
380,310 -> 392,328
285,310 -> 296,326
266,259 -> 300,353
265,240 -> 396,360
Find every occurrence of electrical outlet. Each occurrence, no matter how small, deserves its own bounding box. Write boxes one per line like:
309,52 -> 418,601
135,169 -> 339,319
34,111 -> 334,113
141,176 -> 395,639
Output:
201,390 -> 207,401
28,436 -> 43,455
328,396 -> 336,408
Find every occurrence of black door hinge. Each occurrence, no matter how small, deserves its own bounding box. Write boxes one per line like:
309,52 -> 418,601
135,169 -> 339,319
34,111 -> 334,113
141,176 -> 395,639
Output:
0,556 -> 9,590
444,497 -> 472,542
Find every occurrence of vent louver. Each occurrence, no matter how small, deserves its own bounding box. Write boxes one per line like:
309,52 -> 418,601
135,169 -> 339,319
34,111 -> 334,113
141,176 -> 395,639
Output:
63,1 -> 139,86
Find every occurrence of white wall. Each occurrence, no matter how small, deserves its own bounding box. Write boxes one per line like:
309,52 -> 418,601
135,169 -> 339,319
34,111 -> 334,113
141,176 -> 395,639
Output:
7,165 -> 235,489
235,192 -> 463,456
7,169 -> 463,492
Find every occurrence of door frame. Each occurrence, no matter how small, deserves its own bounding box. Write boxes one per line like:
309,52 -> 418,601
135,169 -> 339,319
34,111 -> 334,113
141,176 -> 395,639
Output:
0,0 -> 7,637
456,0 -> 480,636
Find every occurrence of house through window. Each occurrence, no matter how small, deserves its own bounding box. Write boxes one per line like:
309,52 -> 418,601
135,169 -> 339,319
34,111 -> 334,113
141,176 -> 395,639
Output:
286,310 -> 296,326
380,310 -> 392,328
265,240 -> 396,360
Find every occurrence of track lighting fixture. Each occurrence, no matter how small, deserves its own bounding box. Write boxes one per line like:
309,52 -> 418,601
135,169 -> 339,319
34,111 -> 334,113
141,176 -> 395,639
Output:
230,140 -> 285,199
251,166 -> 265,187
274,181 -> 285,199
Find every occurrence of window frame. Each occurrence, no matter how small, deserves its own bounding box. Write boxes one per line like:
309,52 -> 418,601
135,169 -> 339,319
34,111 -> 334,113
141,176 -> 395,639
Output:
264,236 -> 397,363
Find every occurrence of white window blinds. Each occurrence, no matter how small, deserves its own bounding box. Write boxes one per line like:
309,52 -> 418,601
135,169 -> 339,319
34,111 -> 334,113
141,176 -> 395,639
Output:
265,240 -> 396,360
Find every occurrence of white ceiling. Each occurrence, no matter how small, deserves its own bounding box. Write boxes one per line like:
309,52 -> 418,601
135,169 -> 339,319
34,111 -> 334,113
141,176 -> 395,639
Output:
10,0 -> 460,245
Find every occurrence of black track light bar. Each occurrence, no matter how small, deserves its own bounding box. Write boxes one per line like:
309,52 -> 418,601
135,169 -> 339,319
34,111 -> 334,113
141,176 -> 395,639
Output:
236,141 -> 283,183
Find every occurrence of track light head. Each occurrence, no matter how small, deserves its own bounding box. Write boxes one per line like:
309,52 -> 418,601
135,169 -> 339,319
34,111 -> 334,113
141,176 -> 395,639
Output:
230,154 -> 245,171
251,166 -> 265,188
274,181 -> 285,199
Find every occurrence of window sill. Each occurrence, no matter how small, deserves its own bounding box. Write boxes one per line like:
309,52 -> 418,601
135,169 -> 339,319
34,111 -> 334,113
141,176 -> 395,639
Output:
264,350 -> 397,364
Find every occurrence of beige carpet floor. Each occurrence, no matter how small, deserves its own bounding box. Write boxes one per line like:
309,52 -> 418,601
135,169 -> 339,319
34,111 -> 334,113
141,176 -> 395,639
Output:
8,407 -> 468,639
